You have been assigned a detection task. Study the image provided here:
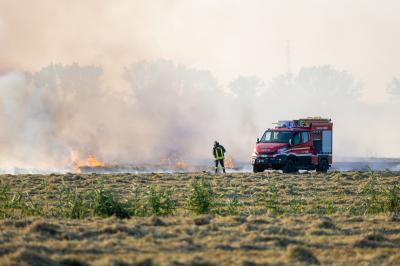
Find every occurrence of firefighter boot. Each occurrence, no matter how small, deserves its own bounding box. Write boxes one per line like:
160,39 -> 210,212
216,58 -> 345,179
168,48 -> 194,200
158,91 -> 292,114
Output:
222,167 -> 226,173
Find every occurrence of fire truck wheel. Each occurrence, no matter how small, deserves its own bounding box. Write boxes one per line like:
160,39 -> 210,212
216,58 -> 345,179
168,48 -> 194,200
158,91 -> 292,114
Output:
282,159 -> 297,173
253,164 -> 263,173
317,159 -> 329,173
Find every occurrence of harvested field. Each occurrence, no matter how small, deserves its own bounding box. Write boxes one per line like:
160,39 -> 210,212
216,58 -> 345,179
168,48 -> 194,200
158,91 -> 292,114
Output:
1,171 -> 400,265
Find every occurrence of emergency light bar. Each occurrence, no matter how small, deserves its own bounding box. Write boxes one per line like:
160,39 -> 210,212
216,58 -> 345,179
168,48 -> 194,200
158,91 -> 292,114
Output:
275,118 -> 331,128
276,120 -> 295,128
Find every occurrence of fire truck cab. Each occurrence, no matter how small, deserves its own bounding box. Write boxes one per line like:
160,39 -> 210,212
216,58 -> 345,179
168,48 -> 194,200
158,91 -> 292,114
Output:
251,118 -> 333,173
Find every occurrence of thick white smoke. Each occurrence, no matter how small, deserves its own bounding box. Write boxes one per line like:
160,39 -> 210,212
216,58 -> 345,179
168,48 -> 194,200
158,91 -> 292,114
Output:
1,1 -> 400,171
1,61 -> 399,171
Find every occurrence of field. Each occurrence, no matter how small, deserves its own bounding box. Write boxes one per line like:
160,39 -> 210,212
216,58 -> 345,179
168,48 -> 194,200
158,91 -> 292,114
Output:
1,171 -> 400,266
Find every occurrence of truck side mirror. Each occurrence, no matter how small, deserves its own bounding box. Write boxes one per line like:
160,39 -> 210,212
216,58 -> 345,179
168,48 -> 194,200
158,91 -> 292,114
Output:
289,138 -> 293,146
256,138 -> 260,143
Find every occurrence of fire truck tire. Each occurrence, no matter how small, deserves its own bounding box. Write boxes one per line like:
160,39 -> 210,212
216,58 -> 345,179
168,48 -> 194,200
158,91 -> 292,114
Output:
282,159 -> 297,173
317,159 -> 329,173
253,164 -> 263,173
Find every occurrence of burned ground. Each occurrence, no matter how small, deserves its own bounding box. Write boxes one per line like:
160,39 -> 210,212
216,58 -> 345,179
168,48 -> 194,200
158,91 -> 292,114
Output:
0,171 -> 400,265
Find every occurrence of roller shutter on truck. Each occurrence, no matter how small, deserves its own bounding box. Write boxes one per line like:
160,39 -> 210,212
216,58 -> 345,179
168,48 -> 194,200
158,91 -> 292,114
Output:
322,131 -> 332,154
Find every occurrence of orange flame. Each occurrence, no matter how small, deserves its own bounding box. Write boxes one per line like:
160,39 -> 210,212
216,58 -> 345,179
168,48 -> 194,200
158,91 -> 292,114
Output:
86,155 -> 105,167
70,151 -> 105,172
175,160 -> 189,169
225,156 -> 234,169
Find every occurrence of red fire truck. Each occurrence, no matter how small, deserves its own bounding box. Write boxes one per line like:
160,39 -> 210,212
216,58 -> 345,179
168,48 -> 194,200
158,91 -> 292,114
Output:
251,118 -> 333,173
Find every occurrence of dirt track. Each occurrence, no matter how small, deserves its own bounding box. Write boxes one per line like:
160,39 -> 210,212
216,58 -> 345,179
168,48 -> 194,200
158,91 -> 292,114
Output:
1,171 -> 400,265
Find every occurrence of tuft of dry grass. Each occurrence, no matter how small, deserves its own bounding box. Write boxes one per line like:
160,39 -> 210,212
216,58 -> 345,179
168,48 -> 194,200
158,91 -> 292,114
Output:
287,245 -> 320,265
25,220 -> 60,236
3,248 -> 56,266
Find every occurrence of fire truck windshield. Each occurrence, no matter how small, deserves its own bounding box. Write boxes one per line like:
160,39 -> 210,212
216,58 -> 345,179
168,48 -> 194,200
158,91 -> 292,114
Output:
260,131 -> 293,143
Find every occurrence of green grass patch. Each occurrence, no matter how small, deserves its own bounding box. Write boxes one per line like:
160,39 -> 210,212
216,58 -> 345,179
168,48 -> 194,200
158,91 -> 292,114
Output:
187,179 -> 215,214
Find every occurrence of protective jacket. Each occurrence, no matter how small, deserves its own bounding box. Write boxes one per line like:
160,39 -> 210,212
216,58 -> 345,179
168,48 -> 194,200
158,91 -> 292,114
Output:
213,145 -> 226,160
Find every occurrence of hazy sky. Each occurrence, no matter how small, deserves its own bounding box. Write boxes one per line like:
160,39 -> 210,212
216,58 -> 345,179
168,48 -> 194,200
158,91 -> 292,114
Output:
1,0 -> 399,103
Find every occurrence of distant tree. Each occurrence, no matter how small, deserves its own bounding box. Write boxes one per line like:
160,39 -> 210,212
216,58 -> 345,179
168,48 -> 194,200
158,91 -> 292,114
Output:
34,63 -> 103,103
229,75 -> 265,98
227,76 -> 266,154
264,65 -> 361,112
296,65 -> 360,102
124,59 -> 220,107
0,64 -> 107,167
31,63 -> 107,159
268,65 -> 358,95
123,59 -> 222,160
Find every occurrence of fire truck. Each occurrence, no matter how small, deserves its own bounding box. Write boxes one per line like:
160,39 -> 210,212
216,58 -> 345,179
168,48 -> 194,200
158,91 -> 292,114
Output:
251,118 -> 333,173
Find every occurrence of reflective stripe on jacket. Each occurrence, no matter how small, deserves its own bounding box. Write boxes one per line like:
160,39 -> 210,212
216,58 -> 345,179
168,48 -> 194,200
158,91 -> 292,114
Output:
214,146 -> 224,160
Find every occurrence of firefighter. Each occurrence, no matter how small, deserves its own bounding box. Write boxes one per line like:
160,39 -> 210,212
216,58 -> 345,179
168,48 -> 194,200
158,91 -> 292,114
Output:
213,141 -> 226,173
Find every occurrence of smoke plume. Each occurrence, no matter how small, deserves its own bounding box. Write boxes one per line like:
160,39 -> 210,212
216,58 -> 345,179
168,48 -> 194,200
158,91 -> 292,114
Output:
0,1 -> 400,170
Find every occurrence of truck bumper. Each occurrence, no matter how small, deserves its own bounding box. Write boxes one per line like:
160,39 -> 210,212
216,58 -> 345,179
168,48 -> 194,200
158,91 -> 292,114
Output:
252,156 -> 286,169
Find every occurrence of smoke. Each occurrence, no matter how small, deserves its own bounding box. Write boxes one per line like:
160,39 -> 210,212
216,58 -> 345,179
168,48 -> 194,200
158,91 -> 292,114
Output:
0,62 -> 217,168
1,1 -> 400,170
1,60 -> 399,170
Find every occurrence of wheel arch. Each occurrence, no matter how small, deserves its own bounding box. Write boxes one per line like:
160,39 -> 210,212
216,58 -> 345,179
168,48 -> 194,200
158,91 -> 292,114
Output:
318,155 -> 330,165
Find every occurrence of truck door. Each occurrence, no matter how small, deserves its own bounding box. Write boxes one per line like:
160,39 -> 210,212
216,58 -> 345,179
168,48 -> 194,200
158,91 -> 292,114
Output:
292,131 -> 312,168
322,131 -> 332,154
300,131 -> 312,168
313,131 -> 322,154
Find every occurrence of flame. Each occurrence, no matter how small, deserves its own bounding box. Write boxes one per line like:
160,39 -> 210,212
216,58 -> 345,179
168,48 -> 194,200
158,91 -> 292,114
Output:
70,151 -> 105,172
225,156 -> 234,169
174,160 -> 189,169
86,155 -> 105,167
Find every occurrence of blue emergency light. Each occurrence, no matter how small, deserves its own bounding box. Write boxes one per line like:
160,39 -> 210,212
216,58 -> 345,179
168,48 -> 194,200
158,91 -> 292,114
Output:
277,120 -> 295,128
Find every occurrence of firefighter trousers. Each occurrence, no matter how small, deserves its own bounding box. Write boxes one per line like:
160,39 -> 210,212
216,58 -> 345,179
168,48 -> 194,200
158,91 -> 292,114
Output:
215,159 -> 225,173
